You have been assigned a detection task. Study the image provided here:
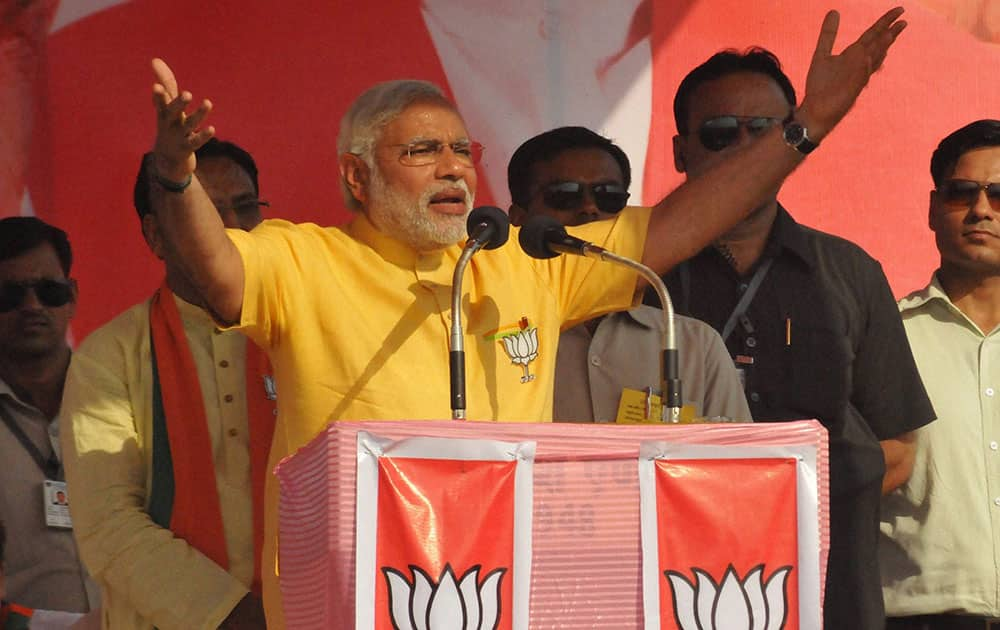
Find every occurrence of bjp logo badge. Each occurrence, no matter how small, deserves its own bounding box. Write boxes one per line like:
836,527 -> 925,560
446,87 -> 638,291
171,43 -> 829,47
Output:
489,317 -> 539,384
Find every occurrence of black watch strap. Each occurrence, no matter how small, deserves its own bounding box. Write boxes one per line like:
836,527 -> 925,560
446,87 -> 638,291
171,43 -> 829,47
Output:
782,118 -> 818,155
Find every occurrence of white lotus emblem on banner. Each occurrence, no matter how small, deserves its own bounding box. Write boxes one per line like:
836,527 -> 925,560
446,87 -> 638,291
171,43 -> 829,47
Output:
665,564 -> 792,630
382,563 -> 506,630
501,327 -> 538,383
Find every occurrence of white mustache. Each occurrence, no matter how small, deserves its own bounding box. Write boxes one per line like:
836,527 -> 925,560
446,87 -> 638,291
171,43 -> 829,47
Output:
420,179 -> 473,210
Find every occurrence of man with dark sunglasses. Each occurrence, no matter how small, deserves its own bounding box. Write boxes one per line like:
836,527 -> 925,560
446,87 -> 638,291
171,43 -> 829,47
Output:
881,120 -> 1000,630
0,217 -> 99,616
508,126 -> 751,423
60,139 -> 271,630
656,47 -> 935,630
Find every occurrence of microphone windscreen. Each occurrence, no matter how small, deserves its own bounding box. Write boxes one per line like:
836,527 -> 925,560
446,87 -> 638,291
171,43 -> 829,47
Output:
518,214 -> 565,259
466,206 -> 510,250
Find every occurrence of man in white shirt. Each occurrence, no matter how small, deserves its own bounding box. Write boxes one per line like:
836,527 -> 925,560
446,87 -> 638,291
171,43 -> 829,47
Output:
882,119 -> 1000,629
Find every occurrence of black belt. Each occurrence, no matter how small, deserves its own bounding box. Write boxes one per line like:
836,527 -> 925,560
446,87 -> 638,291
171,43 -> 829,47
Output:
887,614 -> 1000,630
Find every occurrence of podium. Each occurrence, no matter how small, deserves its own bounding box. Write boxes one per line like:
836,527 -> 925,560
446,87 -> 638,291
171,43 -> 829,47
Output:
275,420 -> 828,629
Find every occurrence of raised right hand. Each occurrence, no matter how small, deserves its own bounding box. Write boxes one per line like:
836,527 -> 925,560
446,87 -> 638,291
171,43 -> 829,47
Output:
151,58 -> 215,182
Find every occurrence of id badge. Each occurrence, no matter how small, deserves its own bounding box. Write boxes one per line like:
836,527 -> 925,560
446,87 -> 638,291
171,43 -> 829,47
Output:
43,479 -> 73,529
615,388 -> 697,424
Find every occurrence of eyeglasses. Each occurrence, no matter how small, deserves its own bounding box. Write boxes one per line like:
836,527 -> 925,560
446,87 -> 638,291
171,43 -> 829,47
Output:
389,140 -> 484,167
541,181 -> 631,214
936,179 -> 1000,210
696,116 -> 783,152
0,279 -> 75,313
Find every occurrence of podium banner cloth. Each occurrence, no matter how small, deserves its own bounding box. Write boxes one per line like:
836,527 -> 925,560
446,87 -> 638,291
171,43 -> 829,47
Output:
355,433 -> 535,630
639,442 -> 821,629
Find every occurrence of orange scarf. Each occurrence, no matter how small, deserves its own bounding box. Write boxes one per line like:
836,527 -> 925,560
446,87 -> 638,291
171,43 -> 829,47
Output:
149,282 -> 276,594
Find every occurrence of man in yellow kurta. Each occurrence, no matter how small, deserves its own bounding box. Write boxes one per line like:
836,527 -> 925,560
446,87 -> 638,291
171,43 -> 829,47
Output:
62,140 -> 272,630
145,9 -> 907,625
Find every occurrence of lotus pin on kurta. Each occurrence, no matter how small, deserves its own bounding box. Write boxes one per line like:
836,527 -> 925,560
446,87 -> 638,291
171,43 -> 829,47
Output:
500,327 -> 538,383
382,563 -> 506,630
665,564 -> 792,630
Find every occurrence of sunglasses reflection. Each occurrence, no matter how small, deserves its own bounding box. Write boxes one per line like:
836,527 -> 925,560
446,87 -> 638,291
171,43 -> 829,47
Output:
697,116 -> 783,152
541,181 -> 631,214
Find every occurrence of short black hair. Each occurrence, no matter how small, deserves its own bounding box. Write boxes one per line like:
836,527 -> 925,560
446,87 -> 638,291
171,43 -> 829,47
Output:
133,138 -> 260,219
0,216 -> 73,276
930,120 -> 1000,187
674,47 -> 797,135
507,126 -> 632,208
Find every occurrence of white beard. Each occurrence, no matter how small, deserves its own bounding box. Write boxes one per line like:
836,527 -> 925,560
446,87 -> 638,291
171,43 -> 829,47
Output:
366,167 -> 473,251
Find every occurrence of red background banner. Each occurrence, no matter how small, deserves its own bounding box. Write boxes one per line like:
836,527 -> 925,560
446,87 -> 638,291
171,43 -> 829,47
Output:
4,1 -> 1000,341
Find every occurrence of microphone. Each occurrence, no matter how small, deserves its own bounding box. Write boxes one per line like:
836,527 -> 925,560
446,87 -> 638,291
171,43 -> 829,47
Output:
518,214 -> 601,259
450,207 -> 511,419
466,205 -> 510,252
518,214 -> 684,422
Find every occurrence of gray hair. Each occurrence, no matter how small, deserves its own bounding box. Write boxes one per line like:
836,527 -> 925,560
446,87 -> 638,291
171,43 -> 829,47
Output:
337,79 -> 450,211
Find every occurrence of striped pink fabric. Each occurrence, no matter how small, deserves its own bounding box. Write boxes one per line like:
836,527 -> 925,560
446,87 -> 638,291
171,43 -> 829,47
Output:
275,420 -> 829,628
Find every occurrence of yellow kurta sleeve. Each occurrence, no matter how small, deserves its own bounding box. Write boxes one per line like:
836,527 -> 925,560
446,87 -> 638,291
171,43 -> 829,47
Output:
61,306 -> 247,630
527,205 -> 653,329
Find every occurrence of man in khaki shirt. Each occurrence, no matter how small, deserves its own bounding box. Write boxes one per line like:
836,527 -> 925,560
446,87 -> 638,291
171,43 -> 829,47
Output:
62,139 -> 272,630
0,216 -> 99,616
507,126 -> 751,423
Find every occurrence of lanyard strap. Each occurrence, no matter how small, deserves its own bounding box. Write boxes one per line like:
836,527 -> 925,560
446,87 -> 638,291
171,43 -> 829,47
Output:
0,399 -> 61,479
720,257 -> 774,342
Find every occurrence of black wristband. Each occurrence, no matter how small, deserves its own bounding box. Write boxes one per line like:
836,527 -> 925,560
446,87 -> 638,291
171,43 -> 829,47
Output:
154,172 -> 193,193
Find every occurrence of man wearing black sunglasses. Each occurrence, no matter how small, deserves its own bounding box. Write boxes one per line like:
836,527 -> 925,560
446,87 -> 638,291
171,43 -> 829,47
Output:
658,48 -> 935,630
60,139 -> 271,630
0,217 -> 99,616
508,126 -> 634,227
509,126 -> 751,423
881,120 -> 1000,630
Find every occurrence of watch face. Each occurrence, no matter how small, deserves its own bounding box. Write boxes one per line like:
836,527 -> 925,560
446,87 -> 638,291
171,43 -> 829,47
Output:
783,122 -> 806,145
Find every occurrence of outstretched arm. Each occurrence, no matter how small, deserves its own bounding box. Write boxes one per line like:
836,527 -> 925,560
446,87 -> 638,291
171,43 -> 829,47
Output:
149,58 -> 245,324
642,7 -> 907,273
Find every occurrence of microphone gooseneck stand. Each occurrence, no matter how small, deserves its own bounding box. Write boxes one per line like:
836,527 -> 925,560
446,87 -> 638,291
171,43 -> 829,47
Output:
518,215 -> 682,422
450,206 -> 510,420
450,243 -> 476,419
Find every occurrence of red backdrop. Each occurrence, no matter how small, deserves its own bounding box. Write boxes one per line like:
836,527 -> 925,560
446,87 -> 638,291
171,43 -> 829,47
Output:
3,0 -> 999,341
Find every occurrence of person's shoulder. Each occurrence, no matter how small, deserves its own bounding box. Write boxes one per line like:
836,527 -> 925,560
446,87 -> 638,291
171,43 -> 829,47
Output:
794,222 -> 889,290
797,223 -> 878,263
244,218 -> 345,238
74,299 -> 150,359
897,277 -> 941,315
244,218 -> 356,250
675,313 -> 717,336
629,308 -> 725,344
675,314 -> 727,349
